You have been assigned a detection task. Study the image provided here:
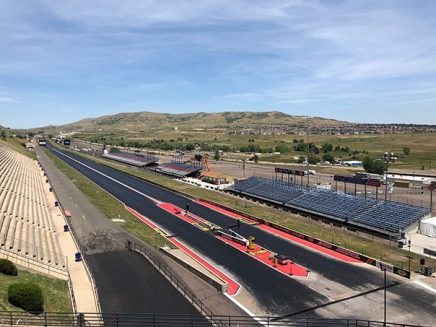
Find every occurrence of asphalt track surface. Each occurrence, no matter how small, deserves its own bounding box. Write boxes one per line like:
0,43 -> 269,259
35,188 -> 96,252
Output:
86,250 -> 203,315
47,145 -> 394,314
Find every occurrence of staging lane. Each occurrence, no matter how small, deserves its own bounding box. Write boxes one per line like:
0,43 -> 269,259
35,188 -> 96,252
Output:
48,145 -> 329,315
49,146 -> 383,289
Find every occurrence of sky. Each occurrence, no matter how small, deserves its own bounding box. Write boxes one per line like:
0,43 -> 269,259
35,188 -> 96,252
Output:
1,0 -> 436,128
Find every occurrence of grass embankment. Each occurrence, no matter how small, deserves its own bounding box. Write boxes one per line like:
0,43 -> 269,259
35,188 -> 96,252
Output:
0,268 -> 71,312
43,149 -> 171,249
0,138 -> 36,159
53,144 -> 436,272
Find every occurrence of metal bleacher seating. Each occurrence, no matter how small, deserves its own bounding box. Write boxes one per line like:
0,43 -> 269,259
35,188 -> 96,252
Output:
102,151 -> 158,167
153,162 -> 201,178
234,178 -> 306,204
350,201 -> 431,234
231,176 -> 430,236
0,143 -> 65,268
287,190 -> 377,221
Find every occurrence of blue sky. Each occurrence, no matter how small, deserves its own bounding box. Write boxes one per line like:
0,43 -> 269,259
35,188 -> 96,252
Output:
1,0 -> 436,128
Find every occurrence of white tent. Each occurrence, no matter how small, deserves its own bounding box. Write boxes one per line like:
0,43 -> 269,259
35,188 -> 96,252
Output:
420,217 -> 436,238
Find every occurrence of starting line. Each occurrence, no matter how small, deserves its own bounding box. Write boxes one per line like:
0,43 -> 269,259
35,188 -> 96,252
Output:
158,203 -> 309,278
196,199 -> 361,263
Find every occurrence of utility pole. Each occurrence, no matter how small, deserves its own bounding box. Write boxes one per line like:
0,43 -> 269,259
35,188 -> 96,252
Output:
306,128 -> 310,187
380,267 -> 387,327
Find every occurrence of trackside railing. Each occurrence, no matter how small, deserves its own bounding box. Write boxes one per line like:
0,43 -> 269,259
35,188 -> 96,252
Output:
126,240 -> 228,327
0,311 -> 427,327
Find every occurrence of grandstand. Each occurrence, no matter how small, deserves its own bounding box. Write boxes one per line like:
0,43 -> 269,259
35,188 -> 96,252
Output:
102,151 -> 158,167
230,176 -> 431,238
0,143 -> 65,268
152,162 -> 202,178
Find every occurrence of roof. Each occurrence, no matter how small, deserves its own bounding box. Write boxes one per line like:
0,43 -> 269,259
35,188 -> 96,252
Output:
387,168 -> 436,178
201,171 -> 231,179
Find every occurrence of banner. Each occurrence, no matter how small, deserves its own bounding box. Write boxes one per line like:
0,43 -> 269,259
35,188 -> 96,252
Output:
367,179 -> 382,187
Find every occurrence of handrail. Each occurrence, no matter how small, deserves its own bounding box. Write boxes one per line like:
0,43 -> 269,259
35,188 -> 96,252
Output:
0,310 -> 426,327
0,244 -> 68,279
126,240 -> 228,327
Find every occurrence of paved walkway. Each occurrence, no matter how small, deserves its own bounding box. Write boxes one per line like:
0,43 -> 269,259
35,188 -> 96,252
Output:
36,150 -> 99,314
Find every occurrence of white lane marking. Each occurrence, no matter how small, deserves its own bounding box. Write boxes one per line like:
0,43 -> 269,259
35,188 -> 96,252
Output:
51,148 -> 160,204
414,280 -> 436,295
224,294 -> 267,326
53,147 -> 274,322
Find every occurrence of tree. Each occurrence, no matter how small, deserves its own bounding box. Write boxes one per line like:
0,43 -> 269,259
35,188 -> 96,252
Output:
363,157 -> 389,175
214,150 -> 220,161
185,143 -> 195,151
322,143 -> 333,153
308,155 -> 321,164
322,153 -> 335,163
403,147 -> 411,156
0,130 -> 5,139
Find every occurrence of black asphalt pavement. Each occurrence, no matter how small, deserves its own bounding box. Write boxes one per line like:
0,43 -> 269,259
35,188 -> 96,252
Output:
49,145 -> 383,289
37,146 -> 207,317
45,144 -> 436,324
86,250 -> 202,314
47,145 -> 330,315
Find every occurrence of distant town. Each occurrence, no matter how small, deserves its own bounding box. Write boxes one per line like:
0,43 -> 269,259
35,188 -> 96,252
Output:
224,123 -> 436,135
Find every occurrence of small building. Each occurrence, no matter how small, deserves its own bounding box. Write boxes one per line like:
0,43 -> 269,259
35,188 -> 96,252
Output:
200,171 -> 233,185
386,168 -> 436,185
343,160 -> 363,167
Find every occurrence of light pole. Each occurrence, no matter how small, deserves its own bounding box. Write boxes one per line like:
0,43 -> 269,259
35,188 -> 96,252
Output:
407,239 -> 412,272
382,267 -> 387,327
306,128 -> 310,187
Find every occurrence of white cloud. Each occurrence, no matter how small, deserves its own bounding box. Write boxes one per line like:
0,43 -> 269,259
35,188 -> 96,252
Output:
0,96 -> 16,103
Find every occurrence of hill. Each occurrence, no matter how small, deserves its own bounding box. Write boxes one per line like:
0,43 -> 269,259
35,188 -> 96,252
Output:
42,111 -> 349,133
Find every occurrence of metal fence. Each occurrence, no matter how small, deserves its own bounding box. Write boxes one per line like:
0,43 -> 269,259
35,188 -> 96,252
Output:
0,311 -> 426,327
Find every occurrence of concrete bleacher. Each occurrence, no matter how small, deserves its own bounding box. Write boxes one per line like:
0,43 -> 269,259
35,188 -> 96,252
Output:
0,143 -> 65,268
102,151 -> 158,167
230,176 -> 431,237
153,162 -> 201,178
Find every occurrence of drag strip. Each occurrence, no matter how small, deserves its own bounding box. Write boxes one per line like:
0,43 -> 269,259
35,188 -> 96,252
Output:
50,146 -> 382,289
86,250 -> 204,314
48,145 -> 329,315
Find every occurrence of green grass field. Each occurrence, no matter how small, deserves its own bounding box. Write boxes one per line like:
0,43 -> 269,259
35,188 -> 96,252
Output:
51,142 -> 436,272
0,267 -> 71,312
44,149 -> 173,249
76,131 -> 436,170
0,138 -> 36,159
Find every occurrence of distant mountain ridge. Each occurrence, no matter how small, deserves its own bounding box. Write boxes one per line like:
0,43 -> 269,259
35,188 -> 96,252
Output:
41,111 -> 349,133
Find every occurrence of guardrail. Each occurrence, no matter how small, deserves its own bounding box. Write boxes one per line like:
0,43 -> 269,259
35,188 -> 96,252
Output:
0,311 -> 426,327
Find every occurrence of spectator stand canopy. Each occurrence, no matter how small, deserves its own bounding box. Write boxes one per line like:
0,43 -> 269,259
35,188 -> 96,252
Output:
102,151 -> 158,167
152,162 -> 202,178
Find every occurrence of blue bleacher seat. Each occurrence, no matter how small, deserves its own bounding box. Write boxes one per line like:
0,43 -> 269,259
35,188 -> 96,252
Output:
231,176 -> 430,235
